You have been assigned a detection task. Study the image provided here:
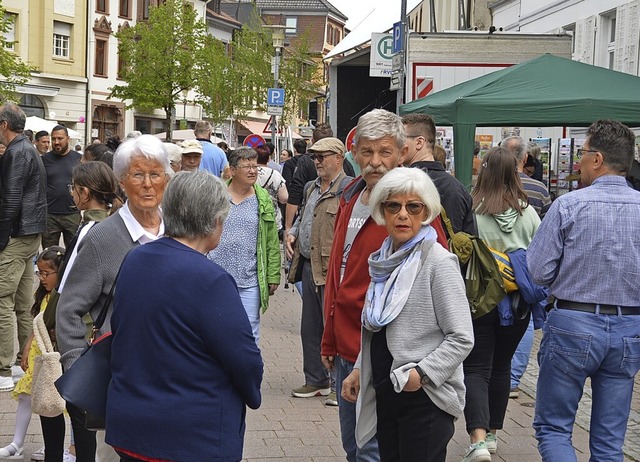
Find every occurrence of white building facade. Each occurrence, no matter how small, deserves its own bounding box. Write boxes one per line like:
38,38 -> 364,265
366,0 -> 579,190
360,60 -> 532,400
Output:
490,0 -> 640,76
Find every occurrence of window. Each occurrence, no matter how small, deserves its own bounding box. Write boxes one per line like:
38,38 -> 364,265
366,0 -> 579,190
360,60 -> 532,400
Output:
95,39 -> 107,76
3,13 -> 16,51
96,0 -> 108,13
285,17 -> 297,35
53,21 -> 71,58
607,16 -> 616,69
138,0 -> 151,20
119,0 -> 131,18
19,95 -> 45,118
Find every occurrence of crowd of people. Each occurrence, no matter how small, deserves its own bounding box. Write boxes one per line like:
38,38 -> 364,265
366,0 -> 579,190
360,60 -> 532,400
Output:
0,101 -> 639,462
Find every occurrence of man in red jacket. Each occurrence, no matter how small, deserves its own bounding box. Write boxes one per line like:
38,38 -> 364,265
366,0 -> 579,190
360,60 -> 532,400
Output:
321,109 -> 448,461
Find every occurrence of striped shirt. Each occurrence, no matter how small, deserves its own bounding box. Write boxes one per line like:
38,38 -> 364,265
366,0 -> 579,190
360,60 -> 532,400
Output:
527,175 -> 640,306
519,172 -> 551,217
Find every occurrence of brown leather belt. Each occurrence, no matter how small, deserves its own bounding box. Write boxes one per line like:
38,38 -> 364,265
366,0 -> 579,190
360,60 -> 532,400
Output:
556,300 -> 640,316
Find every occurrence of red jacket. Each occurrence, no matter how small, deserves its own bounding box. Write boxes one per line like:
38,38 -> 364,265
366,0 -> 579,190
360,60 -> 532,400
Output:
321,177 -> 448,363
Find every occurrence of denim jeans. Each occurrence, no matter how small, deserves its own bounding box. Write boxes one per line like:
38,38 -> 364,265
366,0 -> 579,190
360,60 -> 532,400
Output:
510,317 -> 534,389
238,285 -> 261,345
335,356 -> 380,462
534,307 -> 640,462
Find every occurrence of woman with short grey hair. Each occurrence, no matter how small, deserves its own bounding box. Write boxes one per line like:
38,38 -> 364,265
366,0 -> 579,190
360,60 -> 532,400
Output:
207,147 -> 281,345
342,167 -> 473,462
56,134 -> 171,462
106,170 -> 263,461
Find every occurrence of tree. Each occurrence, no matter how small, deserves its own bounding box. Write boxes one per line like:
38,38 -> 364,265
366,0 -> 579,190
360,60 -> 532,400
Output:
278,32 -> 321,128
111,0 -> 210,141
196,9 -> 272,127
0,5 -> 34,103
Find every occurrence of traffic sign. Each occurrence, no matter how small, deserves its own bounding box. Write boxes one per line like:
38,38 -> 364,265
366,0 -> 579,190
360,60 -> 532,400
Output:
392,53 -> 403,73
243,134 -> 266,147
267,88 -> 285,106
390,75 -> 401,91
267,106 -> 283,116
345,127 -> 357,152
392,21 -> 403,54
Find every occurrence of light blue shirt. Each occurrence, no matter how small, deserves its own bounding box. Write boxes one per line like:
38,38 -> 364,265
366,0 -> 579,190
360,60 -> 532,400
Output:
527,175 -> 640,306
198,139 -> 227,177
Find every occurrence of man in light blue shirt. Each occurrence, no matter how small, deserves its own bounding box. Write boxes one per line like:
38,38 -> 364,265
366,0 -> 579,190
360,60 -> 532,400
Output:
194,120 -> 227,177
527,119 -> 640,462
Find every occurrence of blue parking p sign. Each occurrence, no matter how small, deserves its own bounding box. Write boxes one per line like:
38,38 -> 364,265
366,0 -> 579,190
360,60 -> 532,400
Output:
393,22 -> 403,54
268,88 -> 285,106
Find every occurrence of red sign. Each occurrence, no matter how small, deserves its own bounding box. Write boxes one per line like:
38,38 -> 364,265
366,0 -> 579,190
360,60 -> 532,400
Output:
415,77 -> 433,99
243,134 -> 266,148
345,127 -> 357,153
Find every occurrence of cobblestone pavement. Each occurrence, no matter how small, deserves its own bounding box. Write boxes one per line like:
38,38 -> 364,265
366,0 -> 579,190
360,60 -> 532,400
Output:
1,283 -> 638,461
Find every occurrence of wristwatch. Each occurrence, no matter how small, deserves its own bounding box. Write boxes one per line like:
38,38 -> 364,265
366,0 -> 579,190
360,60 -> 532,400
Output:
415,365 -> 429,386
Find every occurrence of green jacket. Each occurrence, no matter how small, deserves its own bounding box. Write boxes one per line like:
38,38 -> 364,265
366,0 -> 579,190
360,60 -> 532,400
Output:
253,183 -> 281,313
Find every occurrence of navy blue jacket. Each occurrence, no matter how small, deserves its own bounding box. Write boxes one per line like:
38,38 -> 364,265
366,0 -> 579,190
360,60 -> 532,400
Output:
106,238 -> 263,461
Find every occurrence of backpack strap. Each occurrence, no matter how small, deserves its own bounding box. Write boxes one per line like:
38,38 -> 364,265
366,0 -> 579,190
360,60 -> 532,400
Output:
440,208 -> 455,240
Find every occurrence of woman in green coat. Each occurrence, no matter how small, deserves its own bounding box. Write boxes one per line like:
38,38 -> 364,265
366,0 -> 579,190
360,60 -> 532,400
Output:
208,147 -> 281,344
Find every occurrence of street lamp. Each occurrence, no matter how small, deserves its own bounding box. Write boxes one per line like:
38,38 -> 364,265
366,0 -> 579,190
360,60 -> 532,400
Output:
266,25 -> 286,155
181,89 -> 188,130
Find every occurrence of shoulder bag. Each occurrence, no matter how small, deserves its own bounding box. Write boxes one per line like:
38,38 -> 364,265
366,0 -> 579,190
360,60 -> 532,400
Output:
31,312 -> 66,417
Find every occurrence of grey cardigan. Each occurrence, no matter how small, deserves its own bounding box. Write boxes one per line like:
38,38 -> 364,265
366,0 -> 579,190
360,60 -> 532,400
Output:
57,212 -> 137,370
354,241 -> 474,448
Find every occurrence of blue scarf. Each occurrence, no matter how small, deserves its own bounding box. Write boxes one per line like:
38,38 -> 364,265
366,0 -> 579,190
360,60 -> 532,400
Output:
362,225 -> 436,332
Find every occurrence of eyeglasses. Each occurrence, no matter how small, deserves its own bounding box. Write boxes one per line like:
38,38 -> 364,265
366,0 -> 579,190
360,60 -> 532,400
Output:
382,201 -> 427,215
405,134 -> 423,139
36,270 -> 58,279
576,148 -> 599,158
67,184 -> 75,195
310,152 -> 338,163
126,172 -> 166,185
234,164 -> 258,171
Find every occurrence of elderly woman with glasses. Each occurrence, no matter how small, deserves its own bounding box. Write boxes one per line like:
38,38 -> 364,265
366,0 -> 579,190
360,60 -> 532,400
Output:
56,135 -> 171,462
106,171 -> 263,461
207,147 -> 281,344
341,167 -> 473,462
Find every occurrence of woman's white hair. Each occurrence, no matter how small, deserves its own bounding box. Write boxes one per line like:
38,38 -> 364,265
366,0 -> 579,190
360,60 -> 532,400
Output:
113,134 -> 173,180
369,167 -> 441,226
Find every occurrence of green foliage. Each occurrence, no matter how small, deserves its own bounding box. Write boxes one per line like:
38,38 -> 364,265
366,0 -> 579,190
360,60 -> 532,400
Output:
278,31 -> 321,126
196,9 -> 272,126
0,4 -> 34,103
111,0 -> 209,139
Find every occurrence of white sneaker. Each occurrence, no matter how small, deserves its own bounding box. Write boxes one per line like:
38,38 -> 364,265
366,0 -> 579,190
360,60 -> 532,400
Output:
461,441 -> 491,462
0,376 -> 15,392
30,446 -> 45,461
63,450 -> 76,462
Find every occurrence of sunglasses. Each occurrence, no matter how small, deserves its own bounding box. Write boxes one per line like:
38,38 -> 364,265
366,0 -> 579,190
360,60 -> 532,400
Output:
382,201 -> 426,215
310,152 -> 338,163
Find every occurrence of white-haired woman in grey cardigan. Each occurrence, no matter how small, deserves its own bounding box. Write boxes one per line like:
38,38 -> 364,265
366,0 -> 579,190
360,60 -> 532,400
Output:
341,167 -> 474,462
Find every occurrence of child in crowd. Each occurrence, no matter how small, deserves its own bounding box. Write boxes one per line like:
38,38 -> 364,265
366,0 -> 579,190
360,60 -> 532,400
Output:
0,247 -> 66,461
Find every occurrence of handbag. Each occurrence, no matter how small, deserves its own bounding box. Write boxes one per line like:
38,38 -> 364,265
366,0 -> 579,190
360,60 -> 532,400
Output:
31,312 -> 66,417
54,258 -> 125,431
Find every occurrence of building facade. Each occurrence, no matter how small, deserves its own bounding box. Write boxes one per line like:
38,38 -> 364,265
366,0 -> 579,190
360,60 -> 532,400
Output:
490,0 -> 640,76
4,0 -> 87,141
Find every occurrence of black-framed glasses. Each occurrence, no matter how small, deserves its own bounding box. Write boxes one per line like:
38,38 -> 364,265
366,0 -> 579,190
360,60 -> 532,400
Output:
576,148 -> 599,158
382,201 -> 427,215
36,270 -> 58,279
126,172 -> 167,185
310,152 -> 338,163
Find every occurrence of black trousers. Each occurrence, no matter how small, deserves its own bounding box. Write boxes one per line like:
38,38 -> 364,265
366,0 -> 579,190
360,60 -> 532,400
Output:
40,414 -> 65,462
463,308 -> 530,433
375,383 -> 455,462
66,403 -> 97,462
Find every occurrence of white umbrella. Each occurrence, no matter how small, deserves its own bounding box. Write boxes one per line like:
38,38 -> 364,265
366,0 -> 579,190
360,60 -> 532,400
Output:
153,129 -> 225,144
25,116 -> 80,139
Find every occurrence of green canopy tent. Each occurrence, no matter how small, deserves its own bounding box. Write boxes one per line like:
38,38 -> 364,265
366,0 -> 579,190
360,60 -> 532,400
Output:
399,53 -> 640,188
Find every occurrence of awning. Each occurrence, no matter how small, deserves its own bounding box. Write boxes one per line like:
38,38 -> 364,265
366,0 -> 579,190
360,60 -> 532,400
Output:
25,116 -> 80,138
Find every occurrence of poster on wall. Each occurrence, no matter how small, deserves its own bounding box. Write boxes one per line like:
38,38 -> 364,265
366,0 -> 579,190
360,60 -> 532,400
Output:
475,135 -> 493,157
